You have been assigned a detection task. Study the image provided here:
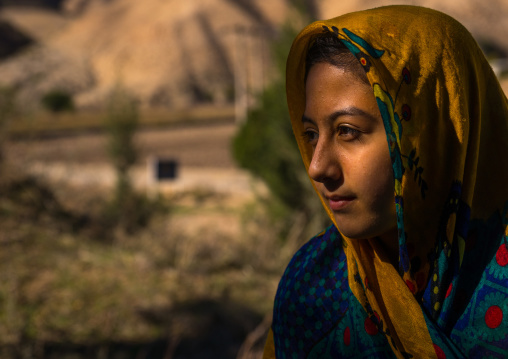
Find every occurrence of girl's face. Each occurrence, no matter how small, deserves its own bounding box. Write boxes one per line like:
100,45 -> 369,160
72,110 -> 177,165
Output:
303,62 -> 397,242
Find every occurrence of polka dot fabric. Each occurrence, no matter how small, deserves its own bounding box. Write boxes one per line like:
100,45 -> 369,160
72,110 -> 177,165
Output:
448,238 -> 508,356
273,226 -> 395,358
420,211 -> 508,357
272,223 -> 508,358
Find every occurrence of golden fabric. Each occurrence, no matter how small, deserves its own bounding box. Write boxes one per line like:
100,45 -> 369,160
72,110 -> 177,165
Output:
263,328 -> 276,359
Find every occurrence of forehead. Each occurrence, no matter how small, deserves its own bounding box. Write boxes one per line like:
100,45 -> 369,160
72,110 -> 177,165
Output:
304,62 -> 379,121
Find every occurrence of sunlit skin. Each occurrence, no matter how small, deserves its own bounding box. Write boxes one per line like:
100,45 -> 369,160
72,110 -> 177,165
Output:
303,62 -> 398,262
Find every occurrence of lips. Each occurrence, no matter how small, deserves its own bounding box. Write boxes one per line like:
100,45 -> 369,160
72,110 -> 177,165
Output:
326,195 -> 355,211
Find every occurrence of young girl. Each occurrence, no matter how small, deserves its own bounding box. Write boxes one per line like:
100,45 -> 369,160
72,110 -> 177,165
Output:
264,6 -> 508,358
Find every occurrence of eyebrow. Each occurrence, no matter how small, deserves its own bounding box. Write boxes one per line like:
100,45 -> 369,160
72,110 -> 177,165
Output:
302,106 -> 378,124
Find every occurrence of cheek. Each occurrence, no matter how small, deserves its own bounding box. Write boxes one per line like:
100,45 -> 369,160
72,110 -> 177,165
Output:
375,156 -> 395,211
363,147 -> 394,202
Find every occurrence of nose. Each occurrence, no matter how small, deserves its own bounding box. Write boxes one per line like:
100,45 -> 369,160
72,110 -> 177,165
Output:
307,138 -> 342,183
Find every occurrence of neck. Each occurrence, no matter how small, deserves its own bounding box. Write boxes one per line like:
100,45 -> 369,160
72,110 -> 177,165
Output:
376,227 -> 399,268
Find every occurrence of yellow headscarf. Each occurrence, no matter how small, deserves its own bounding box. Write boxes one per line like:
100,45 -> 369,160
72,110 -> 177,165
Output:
266,5 -> 508,358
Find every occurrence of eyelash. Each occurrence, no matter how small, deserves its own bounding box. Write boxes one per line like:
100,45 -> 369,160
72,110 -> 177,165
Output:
301,130 -> 318,144
337,126 -> 361,139
301,125 -> 361,144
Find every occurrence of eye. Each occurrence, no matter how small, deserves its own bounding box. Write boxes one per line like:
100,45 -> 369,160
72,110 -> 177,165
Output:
302,130 -> 318,145
337,125 -> 361,140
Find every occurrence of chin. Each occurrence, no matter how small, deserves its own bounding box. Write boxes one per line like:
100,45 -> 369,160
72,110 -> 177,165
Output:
334,220 -> 395,241
337,229 -> 371,241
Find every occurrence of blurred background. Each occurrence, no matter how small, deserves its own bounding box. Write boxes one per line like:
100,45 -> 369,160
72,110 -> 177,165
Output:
0,0 -> 507,358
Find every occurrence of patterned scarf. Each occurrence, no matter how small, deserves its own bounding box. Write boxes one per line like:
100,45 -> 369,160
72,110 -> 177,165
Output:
264,5 -> 508,358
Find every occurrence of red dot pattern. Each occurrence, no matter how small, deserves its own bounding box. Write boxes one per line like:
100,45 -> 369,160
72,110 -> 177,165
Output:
364,317 -> 378,335
405,279 -> 416,294
343,326 -> 351,346
445,283 -> 453,298
364,312 -> 380,336
433,344 -> 446,359
496,244 -> 508,267
485,305 -> 503,329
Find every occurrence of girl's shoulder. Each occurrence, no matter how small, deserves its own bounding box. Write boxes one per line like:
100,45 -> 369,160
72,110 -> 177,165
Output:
293,224 -> 344,263
275,224 -> 347,300
272,224 -> 355,357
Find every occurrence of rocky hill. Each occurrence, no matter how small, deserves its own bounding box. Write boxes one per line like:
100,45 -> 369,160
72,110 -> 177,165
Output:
0,0 -> 506,111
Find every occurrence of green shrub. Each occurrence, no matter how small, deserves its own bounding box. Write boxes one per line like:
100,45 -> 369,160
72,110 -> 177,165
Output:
232,23 -> 328,239
103,86 -> 143,232
0,87 -> 16,167
41,89 -> 74,113
105,87 -> 138,175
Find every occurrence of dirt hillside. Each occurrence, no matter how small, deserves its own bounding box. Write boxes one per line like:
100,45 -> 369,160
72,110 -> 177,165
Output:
0,0 -> 506,110
0,0 -> 290,109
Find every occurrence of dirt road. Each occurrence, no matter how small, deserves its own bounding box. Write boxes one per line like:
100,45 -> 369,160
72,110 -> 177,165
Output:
7,122 -> 238,168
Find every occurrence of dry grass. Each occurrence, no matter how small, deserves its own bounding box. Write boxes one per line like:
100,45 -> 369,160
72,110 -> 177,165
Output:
0,163 -> 295,358
7,105 -> 234,137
